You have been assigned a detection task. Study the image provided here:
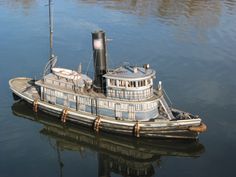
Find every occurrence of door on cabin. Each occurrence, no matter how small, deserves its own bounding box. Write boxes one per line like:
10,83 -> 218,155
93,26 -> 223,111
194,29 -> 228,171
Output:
128,105 -> 135,120
115,103 -> 122,118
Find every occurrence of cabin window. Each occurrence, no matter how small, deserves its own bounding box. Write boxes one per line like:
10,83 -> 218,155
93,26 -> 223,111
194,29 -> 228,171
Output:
55,91 -> 63,98
63,93 -> 68,98
119,80 -> 126,87
141,80 -> 145,86
127,91 -> 131,99
46,79 -> 53,84
68,94 -> 76,101
46,88 -> 53,95
115,103 -> 122,118
54,81 -> 59,86
79,97 -> 90,105
79,97 -> 85,104
56,97 -> 64,106
136,91 -> 141,99
116,90 -> 123,98
124,91 -> 128,99
79,104 -> 85,111
108,101 -> 114,109
46,95 -> 51,102
138,81 -> 141,87
118,80 -> 121,87
60,82 -> 66,87
110,79 -> 116,86
121,104 -> 128,111
134,91 -> 138,99
135,104 -> 141,111
69,101 -> 76,110
143,89 -> 147,97
137,80 -> 148,87
86,98 -> 91,105
66,84 -> 73,90
98,100 -> 103,107
110,89 -> 115,97
50,90 -> 55,96
128,81 -> 131,87
102,101 -> 108,108
128,81 -> 136,87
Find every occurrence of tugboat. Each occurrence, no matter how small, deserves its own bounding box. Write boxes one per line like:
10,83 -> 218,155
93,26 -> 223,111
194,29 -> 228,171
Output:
9,0 -> 206,139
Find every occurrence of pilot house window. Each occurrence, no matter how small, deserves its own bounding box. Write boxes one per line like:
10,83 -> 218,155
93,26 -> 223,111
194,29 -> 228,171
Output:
137,80 -> 147,87
110,79 -> 116,86
128,81 -> 136,87
118,80 -> 126,87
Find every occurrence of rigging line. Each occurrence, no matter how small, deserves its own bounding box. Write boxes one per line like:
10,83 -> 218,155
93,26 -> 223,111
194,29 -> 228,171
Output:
106,50 -> 112,71
86,53 -> 93,76
163,88 -> 173,108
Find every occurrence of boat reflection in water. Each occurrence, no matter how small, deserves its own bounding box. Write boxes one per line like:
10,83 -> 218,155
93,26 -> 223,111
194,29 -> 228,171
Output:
12,101 -> 205,177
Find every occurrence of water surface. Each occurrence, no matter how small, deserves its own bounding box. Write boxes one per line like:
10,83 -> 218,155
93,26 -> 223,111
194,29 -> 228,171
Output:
0,0 -> 236,176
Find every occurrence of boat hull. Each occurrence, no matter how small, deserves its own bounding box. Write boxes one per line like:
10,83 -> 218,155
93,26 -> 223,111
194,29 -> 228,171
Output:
9,77 -> 204,140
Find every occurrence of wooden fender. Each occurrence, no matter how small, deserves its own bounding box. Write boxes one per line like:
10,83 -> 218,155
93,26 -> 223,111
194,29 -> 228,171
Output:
134,121 -> 140,138
61,108 -> 69,123
33,99 -> 38,113
189,123 -> 207,133
94,116 -> 102,133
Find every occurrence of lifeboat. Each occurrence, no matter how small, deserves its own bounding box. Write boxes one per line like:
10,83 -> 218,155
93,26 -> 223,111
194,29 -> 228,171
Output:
52,68 -> 81,80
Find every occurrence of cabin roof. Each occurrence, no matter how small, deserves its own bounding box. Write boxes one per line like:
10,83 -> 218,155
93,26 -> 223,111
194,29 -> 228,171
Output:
104,65 -> 155,80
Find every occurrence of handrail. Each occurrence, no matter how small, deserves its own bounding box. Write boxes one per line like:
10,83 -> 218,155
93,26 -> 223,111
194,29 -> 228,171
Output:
163,88 -> 173,108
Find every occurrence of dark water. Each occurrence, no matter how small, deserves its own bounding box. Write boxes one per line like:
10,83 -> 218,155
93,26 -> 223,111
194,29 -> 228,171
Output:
1,0 -> 236,176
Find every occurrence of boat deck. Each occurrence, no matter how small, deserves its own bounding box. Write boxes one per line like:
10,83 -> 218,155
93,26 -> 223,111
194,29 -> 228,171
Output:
9,77 -> 40,100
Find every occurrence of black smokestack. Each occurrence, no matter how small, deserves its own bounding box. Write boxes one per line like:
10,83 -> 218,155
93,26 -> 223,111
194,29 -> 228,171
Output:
92,30 -> 107,93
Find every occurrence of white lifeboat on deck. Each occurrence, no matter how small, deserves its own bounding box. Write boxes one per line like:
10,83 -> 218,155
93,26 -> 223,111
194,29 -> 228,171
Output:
52,68 -> 81,80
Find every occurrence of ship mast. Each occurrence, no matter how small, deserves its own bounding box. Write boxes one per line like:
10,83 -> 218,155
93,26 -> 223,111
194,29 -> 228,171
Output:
49,0 -> 54,71
43,0 -> 57,77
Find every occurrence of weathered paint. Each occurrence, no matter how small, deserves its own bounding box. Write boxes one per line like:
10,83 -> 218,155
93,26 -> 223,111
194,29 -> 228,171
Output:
9,77 -> 204,139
